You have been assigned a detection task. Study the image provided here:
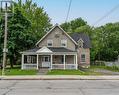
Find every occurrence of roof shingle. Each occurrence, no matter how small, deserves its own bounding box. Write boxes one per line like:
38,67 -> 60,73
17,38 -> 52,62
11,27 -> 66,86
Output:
71,32 -> 91,48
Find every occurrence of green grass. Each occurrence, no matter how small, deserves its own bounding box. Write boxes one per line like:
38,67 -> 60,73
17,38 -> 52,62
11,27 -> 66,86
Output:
0,67 -> 38,76
47,69 -> 102,75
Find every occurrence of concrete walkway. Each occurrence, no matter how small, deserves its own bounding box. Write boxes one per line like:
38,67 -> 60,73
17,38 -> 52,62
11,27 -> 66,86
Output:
1,75 -> 119,80
37,68 -> 49,75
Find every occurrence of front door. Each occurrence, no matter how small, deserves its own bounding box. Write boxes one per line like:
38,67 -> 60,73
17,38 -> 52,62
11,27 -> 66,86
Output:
42,56 -> 50,68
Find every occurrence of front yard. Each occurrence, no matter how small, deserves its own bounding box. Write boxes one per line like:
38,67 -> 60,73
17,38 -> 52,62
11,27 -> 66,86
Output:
1,65 -> 119,75
47,69 -> 102,75
0,66 -> 38,75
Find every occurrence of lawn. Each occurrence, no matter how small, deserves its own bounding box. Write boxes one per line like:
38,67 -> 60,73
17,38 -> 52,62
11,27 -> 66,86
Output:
47,69 -> 102,75
0,67 -> 38,76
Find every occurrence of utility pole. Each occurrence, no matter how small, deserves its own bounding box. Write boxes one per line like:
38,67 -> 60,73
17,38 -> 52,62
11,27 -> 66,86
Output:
2,12 -> 8,76
0,0 -> 14,76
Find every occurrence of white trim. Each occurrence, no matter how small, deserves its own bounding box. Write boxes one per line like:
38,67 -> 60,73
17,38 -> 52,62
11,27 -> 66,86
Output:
75,54 -> 78,70
78,38 -> 84,43
50,54 -> 53,69
64,55 -> 66,70
36,24 -> 78,46
36,46 -> 52,53
58,25 -> 78,45
37,54 -> 39,69
21,54 -> 24,69
61,39 -> 67,47
47,39 -> 53,47
36,25 -> 57,46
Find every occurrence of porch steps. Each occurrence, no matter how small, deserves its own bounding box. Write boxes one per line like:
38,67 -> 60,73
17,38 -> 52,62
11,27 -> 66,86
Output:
37,68 -> 49,75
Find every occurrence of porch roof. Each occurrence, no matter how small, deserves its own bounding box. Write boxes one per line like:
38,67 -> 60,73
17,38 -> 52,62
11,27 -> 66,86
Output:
21,47 -> 76,54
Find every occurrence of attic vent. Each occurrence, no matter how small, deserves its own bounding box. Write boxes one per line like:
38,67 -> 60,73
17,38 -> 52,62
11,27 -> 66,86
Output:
55,31 -> 60,38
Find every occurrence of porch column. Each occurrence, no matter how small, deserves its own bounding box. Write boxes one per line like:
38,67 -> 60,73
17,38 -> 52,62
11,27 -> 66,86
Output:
64,55 -> 66,70
75,54 -> 78,70
21,54 -> 24,69
37,54 -> 39,70
50,54 -> 53,69
74,55 -> 75,65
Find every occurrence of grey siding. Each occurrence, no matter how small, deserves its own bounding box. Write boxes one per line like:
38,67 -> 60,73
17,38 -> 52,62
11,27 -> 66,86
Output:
38,27 -> 76,51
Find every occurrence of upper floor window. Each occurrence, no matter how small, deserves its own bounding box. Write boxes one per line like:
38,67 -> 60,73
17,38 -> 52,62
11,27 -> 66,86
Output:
78,38 -> 84,48
47,40 -> 53,47
61,40 -> 67,47
81,54 -> 86,62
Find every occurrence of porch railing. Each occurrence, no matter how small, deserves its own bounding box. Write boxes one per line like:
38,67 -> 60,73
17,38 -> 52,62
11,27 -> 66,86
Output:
65,64 -> 76,69
52,64 -> 76,69
52,64 -> 64,69
22,63 -> 37,69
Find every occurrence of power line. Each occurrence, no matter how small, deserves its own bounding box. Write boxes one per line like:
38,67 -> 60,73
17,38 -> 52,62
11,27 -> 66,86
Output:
92,3 -> 119,26
65,0 -> 72,23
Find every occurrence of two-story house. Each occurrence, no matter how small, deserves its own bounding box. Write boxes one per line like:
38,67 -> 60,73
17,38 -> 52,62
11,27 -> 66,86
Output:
21,24 -> 91,70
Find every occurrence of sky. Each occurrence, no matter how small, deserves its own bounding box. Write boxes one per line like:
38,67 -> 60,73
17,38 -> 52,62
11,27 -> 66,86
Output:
19,0 -> 119,26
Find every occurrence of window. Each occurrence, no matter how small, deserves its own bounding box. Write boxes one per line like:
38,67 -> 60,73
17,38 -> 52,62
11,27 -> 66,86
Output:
42,56 -> 50,62
78,39 -> 84,48
81,54 -> 86,62
61,40 -> 67,47
47,40 -> 53,47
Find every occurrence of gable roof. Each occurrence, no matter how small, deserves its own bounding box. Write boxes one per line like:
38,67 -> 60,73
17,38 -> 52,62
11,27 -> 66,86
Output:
36,24 -> 78,46
71,32 -> 91,48
36,46 -> 52,53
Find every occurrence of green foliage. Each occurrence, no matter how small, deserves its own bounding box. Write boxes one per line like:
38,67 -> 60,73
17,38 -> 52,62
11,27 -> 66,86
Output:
16,0 -> 52,40
61,18 -> 87,33
93,23 -> 119,61
0,1 -> 52,67
61,18 -> 119,62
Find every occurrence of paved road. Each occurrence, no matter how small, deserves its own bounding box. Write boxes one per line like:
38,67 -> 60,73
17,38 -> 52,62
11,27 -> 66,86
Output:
0,80 -> 119,95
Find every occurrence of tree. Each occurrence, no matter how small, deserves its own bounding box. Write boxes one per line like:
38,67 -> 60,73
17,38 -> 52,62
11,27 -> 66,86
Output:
16,0 -> 52,40
61,18 -> 87,33
75,25 -> 93,37
0,8 -> 35,68
93,22 -> 119,61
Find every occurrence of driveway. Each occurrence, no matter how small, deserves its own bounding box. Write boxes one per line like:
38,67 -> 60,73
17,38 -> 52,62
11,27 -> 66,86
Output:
0,80 -> 119,95
90,68 -> 119,75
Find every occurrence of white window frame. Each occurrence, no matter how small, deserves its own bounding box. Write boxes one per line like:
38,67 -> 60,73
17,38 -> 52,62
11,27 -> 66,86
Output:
61,39 -> 67,47
47,40 -> 53,47
78,39 -> 84,48
42,56 -> 50,62
80,54 -> 86,63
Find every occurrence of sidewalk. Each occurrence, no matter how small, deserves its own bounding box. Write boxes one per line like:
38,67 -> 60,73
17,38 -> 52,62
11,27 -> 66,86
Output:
1,75 -> 119,80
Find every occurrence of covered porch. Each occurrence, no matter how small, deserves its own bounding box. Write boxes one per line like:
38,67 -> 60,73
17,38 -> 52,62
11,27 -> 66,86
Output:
21,47 -> 78,70
21,54 -> 78,70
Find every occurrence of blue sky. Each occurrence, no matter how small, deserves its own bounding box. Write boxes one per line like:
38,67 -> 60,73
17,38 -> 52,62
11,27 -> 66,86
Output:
19,0 -> 119,26
32,0 -> 119,26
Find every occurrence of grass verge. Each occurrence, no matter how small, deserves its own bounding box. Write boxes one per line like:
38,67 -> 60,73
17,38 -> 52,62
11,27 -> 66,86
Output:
0,67 -> 38,76
47,69 -> 102,75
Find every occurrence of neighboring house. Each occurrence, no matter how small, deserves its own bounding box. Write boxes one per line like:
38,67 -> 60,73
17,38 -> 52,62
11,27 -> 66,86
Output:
21,24 -> 91,70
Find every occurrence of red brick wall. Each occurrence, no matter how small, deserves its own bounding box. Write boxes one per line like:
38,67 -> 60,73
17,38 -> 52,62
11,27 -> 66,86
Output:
77,48 -> 90,67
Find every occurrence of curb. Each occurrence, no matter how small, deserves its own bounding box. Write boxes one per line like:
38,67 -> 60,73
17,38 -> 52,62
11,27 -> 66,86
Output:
1,76 -> 119,80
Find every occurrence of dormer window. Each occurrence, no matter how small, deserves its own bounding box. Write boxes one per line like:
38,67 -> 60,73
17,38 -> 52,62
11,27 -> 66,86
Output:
78,38 -> 84,48
61,40 -> 67,47
47,40 -> 53,47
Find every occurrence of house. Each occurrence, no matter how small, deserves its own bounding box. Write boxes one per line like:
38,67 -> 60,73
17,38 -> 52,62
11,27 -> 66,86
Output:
21,24 -> 91,70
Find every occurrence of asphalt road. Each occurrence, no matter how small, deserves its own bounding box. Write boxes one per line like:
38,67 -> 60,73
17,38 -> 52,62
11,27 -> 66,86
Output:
0,80 -> 119,95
